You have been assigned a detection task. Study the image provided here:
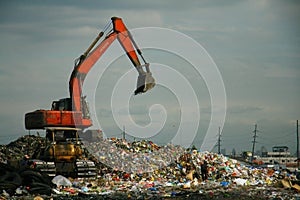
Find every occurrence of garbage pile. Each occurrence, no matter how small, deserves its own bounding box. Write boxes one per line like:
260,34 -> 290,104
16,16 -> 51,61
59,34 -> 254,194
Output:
0,135 -> 46,163
84,138 -> 185,173
1,135 -> 300,199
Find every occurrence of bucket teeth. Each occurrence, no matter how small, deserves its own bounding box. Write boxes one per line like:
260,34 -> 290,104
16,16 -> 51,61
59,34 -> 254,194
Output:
135,72 -> 155,95
134,63 -> 155,95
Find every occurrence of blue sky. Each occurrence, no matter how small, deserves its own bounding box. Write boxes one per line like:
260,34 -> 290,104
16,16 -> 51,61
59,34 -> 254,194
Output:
0,0 -> 299,154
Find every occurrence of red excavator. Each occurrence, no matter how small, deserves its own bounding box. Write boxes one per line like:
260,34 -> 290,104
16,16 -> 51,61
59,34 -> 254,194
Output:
24,17 -> 155,177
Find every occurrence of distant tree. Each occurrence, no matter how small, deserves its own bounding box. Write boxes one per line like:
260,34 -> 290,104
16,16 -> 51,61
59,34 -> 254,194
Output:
260,146 -> 268,157
221,148 -> 226,155
255,150 -> 261,157
191,145 -> 197,150
261,146 -> 268,153
232,148 -> 236,158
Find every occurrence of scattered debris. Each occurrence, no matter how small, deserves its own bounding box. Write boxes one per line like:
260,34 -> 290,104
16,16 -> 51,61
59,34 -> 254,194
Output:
52,175 -> 72,187
1,135 -> 300,199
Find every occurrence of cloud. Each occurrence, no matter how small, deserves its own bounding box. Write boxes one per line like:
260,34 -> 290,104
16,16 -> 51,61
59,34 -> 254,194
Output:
262,63 -> 300,78
228,105 -> 263,114
0,0 -> 299,153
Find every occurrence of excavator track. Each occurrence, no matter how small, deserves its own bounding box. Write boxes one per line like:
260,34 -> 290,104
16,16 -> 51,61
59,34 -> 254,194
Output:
76,159 -> 97,177
32,159 -> 96,178
31,160 -> 56,177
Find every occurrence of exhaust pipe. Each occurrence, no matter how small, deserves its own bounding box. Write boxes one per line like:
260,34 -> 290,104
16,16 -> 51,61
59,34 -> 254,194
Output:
134,63 -> 155,95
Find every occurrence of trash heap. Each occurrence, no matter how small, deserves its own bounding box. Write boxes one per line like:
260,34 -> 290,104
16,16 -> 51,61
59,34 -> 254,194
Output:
0,135 -> 46,163
84,138 -> 185,173
1,136 -> 300,199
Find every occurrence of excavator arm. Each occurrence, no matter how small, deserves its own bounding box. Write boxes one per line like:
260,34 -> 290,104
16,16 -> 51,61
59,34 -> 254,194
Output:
70,17 -> 155,117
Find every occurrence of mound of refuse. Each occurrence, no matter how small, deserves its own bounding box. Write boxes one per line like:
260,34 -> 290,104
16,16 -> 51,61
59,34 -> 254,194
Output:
84,138 -> 186,173
1,135 -> 300,199
0,135 -> 47,163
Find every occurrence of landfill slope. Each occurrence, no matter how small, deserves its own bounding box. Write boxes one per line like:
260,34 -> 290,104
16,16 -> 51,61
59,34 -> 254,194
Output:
0,135 -> 46,164
0,135 -> 299,199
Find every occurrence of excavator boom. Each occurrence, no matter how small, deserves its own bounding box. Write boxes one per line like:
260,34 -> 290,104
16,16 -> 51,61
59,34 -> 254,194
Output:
25,17 -> 155,130
70,17 -> 155,115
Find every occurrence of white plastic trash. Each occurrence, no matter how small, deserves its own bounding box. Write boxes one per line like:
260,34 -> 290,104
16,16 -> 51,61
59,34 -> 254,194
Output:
52,175 -> 72,187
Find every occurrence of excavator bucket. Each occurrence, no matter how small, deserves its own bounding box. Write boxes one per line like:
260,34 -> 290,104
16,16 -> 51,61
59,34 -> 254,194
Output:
135,72 -> 155,95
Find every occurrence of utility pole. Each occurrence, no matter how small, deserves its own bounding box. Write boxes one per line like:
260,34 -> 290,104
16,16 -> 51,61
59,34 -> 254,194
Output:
122,125 -> 126,140
218,126 -> 221,154
251,124 -> 258,164
297,120 -> 299,169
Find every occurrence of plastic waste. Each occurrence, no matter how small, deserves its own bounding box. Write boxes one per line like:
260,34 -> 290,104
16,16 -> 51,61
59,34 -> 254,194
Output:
1,135 -> 300,199
234,178 -> 248,186
52,175 -> 72,187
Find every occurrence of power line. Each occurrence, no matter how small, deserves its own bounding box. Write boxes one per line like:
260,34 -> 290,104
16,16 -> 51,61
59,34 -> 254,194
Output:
257,136 -> 296,144
259,131 -> 294,140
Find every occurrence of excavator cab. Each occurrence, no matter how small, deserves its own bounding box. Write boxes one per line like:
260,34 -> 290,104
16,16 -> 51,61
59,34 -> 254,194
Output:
51,98 -> 72,111
51,97 -> 90,119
